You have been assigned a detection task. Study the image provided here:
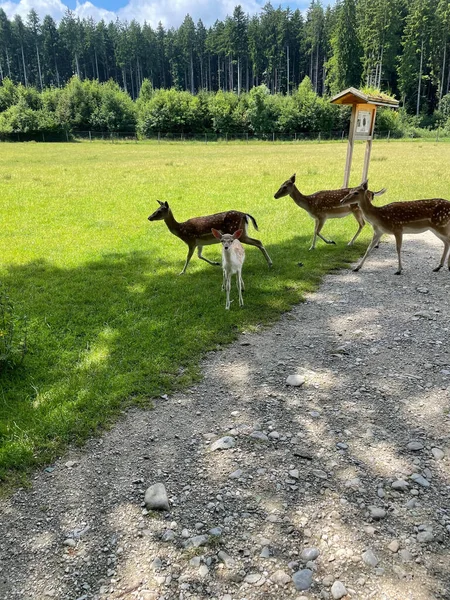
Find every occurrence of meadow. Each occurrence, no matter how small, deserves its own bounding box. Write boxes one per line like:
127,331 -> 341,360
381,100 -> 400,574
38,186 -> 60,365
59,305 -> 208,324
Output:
1,139 -> 450,486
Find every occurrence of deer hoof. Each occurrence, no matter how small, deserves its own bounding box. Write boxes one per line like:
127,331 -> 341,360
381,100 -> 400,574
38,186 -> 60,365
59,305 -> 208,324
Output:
433,265 -> 443,272
394,270 -> 402,275
352,266 -> 361,272
328,240 -> 337,245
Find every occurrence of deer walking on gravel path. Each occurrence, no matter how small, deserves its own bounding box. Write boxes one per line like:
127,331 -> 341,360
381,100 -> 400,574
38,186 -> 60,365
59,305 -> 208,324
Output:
148,201 -> 272,275
274,173 -> 368,250
340,181 -> 450,274
212,228 -> 245,309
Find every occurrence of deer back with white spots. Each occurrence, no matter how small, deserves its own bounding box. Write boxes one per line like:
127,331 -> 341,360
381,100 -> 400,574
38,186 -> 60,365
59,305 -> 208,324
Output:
148,200 -> 272,275
340,181 -> 450,274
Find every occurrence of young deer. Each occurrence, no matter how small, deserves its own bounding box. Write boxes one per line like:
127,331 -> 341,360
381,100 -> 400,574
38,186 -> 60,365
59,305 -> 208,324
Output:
340,181 -> 450,274
212,228 -> 245,309
148,201 -> 272,275
274,173 -> 366,250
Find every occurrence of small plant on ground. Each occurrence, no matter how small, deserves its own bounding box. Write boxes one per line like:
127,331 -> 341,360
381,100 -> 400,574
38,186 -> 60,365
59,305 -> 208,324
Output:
0,284 -> 27,372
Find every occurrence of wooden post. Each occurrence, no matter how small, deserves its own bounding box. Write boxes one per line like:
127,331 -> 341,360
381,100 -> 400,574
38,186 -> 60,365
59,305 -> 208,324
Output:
361,106 -> 376,183
343,106 -> 357,188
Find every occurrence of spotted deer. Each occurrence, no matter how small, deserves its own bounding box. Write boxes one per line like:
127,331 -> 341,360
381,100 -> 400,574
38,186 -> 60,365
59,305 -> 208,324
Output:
212,228 -> 245,309
274,173 -> 368,250
148,201 -> 272,274
340,181 -> 450,274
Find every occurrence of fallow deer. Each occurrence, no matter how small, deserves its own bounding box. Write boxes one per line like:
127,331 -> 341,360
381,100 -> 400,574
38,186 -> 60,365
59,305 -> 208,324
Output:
212,228 -> 245,309
148,200 -> 272,274
340,181 -> 450,274
274,173 -> 367,250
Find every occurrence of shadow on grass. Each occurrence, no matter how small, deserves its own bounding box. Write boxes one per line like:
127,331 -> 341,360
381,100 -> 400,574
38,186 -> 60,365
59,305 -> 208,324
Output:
0,234 -> 364,482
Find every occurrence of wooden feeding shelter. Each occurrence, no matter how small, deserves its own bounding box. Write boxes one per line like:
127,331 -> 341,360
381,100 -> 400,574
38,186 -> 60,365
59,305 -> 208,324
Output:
331,87 -> 399,187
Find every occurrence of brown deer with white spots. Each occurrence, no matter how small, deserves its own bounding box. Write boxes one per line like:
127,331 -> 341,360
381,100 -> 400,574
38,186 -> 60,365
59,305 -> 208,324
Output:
148,200 -> 272,275
340,180 -> 450,274
274,173 -> 369,250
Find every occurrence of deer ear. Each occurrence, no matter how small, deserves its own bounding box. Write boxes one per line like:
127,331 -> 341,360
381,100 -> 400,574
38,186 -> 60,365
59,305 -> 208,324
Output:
164,201 -> 169,208
290,173 -> 296,182
211,228 -> 222,239
233,229 -> 243,239
362,180 -> 368,190
157,200 -> 163,206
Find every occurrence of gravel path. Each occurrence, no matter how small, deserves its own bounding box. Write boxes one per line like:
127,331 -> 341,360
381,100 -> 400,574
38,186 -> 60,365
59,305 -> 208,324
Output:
1,233 -> 450,600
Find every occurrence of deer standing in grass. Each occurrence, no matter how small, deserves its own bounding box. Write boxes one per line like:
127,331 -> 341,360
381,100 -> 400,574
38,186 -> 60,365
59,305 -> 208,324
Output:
274,173 -> 367,250
340,181 -> 450,274
212,228 -> 245,309
148,201 -> 272,275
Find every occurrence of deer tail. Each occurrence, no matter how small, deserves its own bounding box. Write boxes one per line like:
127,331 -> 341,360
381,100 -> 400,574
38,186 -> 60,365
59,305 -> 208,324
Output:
245,213 -> 259,231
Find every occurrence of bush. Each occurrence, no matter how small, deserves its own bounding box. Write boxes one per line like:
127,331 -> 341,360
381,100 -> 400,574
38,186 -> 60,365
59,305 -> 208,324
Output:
0,285 -> 27,372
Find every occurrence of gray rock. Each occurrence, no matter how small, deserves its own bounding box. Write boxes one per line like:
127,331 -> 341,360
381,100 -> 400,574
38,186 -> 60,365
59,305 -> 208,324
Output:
189,557 -> 201,567
286,374 -> 305,387
151,558 -> 163,571
331,581 -> 348,599
144,483 -> 169,511
292,569 -> 313,591
209,527 -> 222,536
361,549 -> 379,568
161,529 -> 175,542
410,474 -> 430,488
369,506 -> 386,520
198,564 -> 209,578
63,538 -> 76,547
431,448 -> 445,460
229,469 -> 243,479
250,431 -> 269,442
289,469 -> 299,479
260,546 -> 270,558
392,479 -> 409,491
301,547 -> 320,561
244,573 -> 261,584
218,551 -> 234,568
182,535 -> 208,549
313,469 -> 328,479
268,431 -> 280,440
210,436 -> 235,451
407,441 -> 424,451
388,540 -> 400,553
417,530 -> 434,543
399,549 -> 413,562
271,570 -> 291,585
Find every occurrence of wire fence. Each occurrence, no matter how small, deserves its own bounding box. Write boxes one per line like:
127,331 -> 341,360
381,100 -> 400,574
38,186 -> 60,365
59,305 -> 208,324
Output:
0,129 -> 447,143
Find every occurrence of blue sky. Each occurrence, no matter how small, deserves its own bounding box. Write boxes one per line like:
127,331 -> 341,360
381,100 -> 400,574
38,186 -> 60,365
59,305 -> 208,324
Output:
0,0 -> 319,29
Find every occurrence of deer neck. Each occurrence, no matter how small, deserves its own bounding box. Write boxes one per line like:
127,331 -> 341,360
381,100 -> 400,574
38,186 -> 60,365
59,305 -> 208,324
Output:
164,209 -> 181,235
290,185 -> 311,210
357,195 -> 380,224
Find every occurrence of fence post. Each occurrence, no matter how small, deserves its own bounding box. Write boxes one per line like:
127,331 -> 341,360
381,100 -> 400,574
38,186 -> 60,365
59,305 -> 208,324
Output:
226,133 -> 228,143
387,130 -> 391,142
42,132 -> 45,142
246,133 -> 248,144
318,132 -> 321,143
89,130 -> 92,142
436,127 -> 440,142
341,130 -> 345,142
272,132 -> 275,143
205,133 -> 207,144
158,132 -> 160,144
65,130 -> 69,142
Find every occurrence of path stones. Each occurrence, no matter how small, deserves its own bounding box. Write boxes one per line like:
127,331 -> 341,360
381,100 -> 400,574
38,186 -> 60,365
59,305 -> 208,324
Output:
270,570 -> 291,585
431,447 -> 445,460
286,374 -> 305,387
244,573 -> 262,584
369,506 -> 386,520
388,540 -> 400,553
392,479 -> 409,491
210,436 -> 235,451
250,431 -> 269,442
410,473 -> 430,488
144,483 -> 169,511
300,547 -> 320,561
407,441 -> 424,451
292,569 -> 313,591
182,535 -> 208,549
362,549 -> 379,568
331,581 -> 348,599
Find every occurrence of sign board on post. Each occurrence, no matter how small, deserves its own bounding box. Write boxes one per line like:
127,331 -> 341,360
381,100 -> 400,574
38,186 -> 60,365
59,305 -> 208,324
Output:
330,88 -> 398,188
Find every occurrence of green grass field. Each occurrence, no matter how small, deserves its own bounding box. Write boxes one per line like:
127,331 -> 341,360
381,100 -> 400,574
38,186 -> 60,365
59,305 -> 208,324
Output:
1,139 -> 450,486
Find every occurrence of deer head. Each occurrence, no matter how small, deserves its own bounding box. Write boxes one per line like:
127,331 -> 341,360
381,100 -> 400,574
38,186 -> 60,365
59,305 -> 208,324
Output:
211,228 -> 243,251
340,181 -> 387,206
274,174 -> 296,199
148,200 -> 170,221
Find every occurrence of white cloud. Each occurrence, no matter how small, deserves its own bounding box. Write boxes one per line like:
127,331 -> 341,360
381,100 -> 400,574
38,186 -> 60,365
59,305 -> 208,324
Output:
0,0 -> 309,28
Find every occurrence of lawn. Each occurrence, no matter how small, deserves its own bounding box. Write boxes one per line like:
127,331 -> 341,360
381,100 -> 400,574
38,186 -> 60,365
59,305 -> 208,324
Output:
1,139 -> 449,485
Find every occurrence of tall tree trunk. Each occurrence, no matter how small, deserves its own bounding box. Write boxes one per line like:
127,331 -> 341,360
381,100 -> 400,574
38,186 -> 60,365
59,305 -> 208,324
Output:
246,60 -> 249,92
130,65 -> 135,98
122,66 -> 127,92
36,44 -> 43,90
314,45 -> 319,93
237,56 -> 241,95
286,45 -> 290,94
75,52 -> 81,79
416,37 -> 424,117
190,50 -> 194,94
377,45 -> 384,89
440,42 -> 447,103
20,44 -> 28,86
218,57 -> 221,91
5,47 -> 11,78
95,49 -> 100,80
0,61 -> 3,81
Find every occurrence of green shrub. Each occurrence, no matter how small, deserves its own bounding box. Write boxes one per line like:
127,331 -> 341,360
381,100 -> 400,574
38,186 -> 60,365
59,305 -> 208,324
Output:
0,285 -> 27,372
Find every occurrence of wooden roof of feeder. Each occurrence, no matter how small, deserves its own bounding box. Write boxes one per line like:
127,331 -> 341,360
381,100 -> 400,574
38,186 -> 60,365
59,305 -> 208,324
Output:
331,87 -> 399,108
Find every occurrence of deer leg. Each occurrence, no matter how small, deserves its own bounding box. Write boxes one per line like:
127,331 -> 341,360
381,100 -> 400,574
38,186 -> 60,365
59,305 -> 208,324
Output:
197,245 -> 220,266
180,244 -> 196,275
225,274 -> 232,310
237,272 -> 244,307
240,235 -> 272,267
353,229 -> 382,271
431,233 -> 450,271
394,231 -> 403,275
311,218 -> 335,250
348,212 -> 365,246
